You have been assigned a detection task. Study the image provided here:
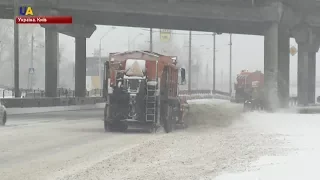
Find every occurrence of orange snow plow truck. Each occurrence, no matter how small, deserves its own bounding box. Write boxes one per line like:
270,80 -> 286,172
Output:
103,50 -> 188,133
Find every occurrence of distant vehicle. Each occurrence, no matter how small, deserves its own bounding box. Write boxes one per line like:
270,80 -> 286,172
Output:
234,70 -> 264,103
0,101 -> 7,126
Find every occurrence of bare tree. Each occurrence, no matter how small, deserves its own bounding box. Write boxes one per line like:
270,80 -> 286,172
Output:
0,20 -> 71,90
59,61 -> 75,89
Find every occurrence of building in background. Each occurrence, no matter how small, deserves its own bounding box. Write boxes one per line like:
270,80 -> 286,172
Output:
86,56 -> 108,90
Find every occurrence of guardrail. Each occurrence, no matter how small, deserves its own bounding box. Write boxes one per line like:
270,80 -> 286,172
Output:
179,89 -> 230,97
289,96 -> 298,106
0,88 -> 103,98
179,89 -> 230,100
1,88 -> 229,98
1,97 -> 105,108
3,87 -> 302,108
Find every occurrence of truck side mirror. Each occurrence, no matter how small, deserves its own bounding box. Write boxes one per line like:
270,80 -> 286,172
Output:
180,68 -> 186,85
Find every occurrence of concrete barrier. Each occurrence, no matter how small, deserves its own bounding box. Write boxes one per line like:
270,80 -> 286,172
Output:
179,93 -> 230,101
6,93 -> 227,115
0,97 -> 105,108
2,89 -> 229,110
296,106 -> 320,114
7,103 -> 105,115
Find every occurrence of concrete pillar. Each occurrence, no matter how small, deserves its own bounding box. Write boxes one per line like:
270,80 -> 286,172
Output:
293,25 -> 320,105
296,42 -> 319,105
297,44 -> 310,105
45,29 -> 58,97
308,52 -> 316,103
297,48 -> 303,105
264,23 -> 279,111
75,37 -> 87,97
277,28 -> 290,108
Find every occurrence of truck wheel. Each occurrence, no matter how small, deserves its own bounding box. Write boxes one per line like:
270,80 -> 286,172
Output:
0,111 -> 6,126
243,102 -> 249,112
117,122 -> 128,132
104,104 -> 109,121
164,106 -> 174,133
104,121 -> 112,132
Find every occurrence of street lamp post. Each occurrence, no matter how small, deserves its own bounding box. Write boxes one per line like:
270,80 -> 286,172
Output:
28,33 -> 45,89
188,31 -> 192,93
98,26 -> 116,88
14,0 -> 20,97
229,34 -> 232,95
128,33 -> 143,50
199,45 -> 212,89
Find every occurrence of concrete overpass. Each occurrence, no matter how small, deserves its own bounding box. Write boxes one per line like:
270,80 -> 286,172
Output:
0,0 -> 320,110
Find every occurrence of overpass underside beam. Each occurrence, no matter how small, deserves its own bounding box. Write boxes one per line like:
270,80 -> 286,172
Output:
45,29 -> 58,97
41,23 -> 96,38
264,23 -> 290,110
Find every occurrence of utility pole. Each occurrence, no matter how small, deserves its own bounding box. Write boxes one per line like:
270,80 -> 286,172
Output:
221,70 -> 224,91
14,0 -> 20,97
205,62 -> 208,89
73,64 -> 75,87
127,35 -> 130,50
98,41 -> 102,88
57,35 -> 60,88
149,28 -> 153,51
229,34 -> 232,94
99,27 -> 115,88
188,30 -> 192,93
213,32 -> 216,92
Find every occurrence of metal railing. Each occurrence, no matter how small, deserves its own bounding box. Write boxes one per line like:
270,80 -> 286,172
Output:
0,88 -> 302,106
0,88 -> 103,98
179,89 -> 230,96
0,88 -> 230,99
289,96 -> 298,106
1,87 -> 304,108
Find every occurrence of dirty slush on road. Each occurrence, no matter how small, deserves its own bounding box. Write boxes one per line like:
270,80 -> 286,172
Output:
0,100 -> 290,180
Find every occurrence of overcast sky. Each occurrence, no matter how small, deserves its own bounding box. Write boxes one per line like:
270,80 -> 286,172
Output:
57,25 -> 320,94
59,25 -> 320,81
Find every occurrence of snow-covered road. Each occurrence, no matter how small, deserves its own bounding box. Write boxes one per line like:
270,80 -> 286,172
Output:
0,99 -> 318,180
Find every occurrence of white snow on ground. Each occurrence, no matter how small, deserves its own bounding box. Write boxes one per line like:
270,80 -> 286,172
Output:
215,112 -> 320,180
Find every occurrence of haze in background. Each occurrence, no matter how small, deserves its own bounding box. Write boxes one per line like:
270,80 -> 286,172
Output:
0,21 -> 318,96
